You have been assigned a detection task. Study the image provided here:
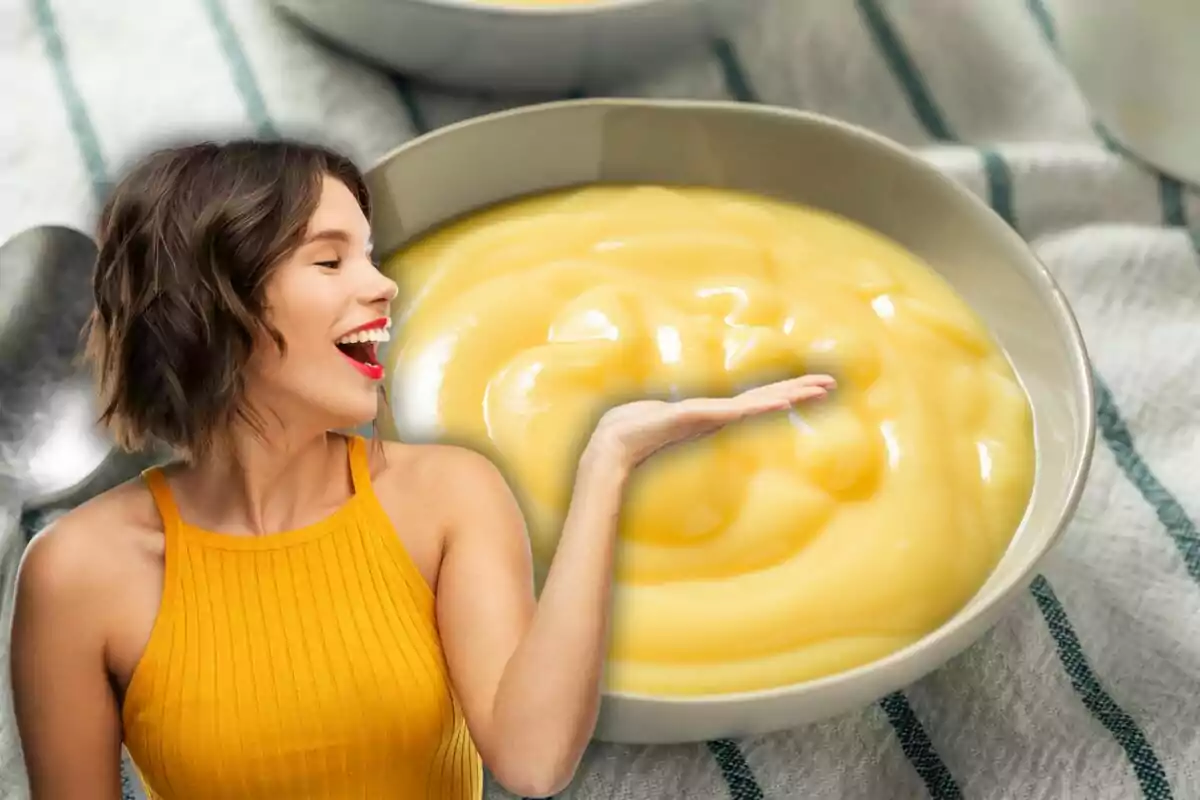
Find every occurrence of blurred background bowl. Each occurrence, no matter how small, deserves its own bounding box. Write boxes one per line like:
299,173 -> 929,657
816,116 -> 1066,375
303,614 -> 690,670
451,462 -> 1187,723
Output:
270,0 -> 758,94
363,99 -> 1095,744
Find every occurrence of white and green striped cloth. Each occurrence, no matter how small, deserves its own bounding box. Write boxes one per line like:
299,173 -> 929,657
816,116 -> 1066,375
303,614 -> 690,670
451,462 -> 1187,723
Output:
2,1 -> 1198,798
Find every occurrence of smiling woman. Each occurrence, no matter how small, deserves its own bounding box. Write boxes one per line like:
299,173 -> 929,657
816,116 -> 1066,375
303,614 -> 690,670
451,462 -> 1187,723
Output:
8,137 -> 831,800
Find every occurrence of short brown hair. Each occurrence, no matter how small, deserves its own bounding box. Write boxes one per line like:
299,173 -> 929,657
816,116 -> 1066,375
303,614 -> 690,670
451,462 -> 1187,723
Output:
84,138 -> 371,460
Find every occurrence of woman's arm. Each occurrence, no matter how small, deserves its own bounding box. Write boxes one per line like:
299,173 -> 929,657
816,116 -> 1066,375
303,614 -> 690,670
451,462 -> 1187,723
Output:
10,521 -> 125,799
434,375 -> 834,797
434,440 -> 627,797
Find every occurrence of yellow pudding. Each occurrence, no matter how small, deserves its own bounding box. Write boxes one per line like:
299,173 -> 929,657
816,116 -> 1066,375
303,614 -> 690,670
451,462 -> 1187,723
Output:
381,184 -> 1035,696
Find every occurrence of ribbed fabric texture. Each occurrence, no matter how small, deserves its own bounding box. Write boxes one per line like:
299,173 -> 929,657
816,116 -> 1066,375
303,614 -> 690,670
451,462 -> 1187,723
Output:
122,436 -> 482,799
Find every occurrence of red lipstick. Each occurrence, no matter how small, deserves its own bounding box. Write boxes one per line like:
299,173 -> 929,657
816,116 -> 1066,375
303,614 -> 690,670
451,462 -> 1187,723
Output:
340,354 -> 384,381
337,317 -> 389,338
334,317 -> 390,381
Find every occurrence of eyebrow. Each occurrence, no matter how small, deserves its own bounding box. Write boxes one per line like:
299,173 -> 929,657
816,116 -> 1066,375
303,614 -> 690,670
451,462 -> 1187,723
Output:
303,230 -> 374,252
304,229 -> 350,244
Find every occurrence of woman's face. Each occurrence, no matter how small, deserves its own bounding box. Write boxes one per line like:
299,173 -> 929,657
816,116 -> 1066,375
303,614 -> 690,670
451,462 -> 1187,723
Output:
248,175 -> 399,434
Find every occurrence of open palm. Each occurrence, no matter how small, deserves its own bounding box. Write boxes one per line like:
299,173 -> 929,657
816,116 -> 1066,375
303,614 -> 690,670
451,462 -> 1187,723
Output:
591,374 -> 836,471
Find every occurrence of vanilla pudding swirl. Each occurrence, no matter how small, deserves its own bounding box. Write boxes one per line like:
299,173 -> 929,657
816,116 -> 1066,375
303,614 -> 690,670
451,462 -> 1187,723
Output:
382,185 -> 1036,696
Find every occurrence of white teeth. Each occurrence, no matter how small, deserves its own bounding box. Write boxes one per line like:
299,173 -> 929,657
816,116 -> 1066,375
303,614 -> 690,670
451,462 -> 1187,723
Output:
336,327 -> 391,345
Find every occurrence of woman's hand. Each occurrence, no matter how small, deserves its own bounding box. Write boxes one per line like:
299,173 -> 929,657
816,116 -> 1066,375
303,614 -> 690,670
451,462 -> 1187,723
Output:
586,373 -> 837,472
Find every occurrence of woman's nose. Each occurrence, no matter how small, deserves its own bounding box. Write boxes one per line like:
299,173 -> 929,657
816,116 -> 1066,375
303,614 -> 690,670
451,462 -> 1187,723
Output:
367,269 -> 399,308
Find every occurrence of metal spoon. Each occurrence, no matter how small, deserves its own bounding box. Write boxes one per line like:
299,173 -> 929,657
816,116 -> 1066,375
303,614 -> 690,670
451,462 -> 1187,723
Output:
0,226 -> 96,635
0,225 -> 119,511
0,225 -> 160,606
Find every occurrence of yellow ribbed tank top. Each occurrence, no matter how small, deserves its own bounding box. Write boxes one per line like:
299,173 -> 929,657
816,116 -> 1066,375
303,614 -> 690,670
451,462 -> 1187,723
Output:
122,435 -> 483,799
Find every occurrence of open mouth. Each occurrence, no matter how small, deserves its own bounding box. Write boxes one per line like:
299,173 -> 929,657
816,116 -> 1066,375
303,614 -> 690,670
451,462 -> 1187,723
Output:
335,321 -> 390,381
337,339 -> 378,363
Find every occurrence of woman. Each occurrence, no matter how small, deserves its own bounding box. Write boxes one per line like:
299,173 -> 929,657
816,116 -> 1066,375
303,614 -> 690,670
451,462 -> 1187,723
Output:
10,139 -> 833,799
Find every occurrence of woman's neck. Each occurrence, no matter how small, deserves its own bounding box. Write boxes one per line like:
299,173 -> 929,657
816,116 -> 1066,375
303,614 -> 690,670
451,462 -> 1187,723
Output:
169,427 -> 355,536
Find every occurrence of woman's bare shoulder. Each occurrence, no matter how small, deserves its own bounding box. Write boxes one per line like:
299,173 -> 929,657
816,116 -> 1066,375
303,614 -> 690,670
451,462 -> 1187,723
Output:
16,478 -> 163,612
364,438 -> 507,497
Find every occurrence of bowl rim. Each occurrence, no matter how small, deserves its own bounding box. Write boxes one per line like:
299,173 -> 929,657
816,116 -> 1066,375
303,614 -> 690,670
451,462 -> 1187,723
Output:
365,96 -> 1098,706
393,0 -> 669,17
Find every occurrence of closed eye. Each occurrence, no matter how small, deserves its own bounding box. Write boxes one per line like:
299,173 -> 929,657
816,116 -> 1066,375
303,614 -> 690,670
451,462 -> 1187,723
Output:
316,260 -> 341,269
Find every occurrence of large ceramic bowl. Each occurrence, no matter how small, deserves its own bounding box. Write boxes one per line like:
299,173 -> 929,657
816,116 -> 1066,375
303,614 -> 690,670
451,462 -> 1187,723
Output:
271,0 -> 755,94
363,99 -> 1096,744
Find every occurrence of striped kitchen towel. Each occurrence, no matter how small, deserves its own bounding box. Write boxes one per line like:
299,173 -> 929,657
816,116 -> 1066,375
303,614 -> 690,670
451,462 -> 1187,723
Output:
1,0 -> 1198,798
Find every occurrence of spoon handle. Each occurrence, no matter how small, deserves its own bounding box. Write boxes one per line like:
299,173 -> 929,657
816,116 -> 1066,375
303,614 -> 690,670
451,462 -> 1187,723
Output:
0,485 -> 24,626
0,491 -> 31,799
